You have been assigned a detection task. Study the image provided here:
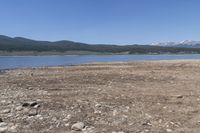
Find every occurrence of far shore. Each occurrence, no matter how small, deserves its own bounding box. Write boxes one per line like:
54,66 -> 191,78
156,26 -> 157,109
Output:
1,51 -> 200,56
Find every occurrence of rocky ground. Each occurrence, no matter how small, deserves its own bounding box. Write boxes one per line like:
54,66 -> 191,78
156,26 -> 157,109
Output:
1,60 -> 200,133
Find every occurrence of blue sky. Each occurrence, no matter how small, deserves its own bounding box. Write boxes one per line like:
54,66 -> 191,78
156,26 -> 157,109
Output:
0,0 -> 200,44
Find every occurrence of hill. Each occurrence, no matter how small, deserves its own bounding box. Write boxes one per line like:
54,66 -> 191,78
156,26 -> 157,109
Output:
1,35 -> 200,55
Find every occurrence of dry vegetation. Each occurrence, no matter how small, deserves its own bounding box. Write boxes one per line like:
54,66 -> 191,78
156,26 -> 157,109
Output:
1,60 -> 200,133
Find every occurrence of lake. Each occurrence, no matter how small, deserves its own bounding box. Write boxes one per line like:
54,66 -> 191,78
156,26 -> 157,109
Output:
0,54 -> 200,70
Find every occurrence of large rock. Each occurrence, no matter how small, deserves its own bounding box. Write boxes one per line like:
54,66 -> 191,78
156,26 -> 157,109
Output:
71,122 -> 85,131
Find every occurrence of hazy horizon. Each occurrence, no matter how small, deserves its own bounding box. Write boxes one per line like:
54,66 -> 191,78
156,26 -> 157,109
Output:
1,34 -> 200,46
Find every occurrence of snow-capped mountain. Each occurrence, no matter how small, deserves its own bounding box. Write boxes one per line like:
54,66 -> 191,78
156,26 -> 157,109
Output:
152,40 -> 200,48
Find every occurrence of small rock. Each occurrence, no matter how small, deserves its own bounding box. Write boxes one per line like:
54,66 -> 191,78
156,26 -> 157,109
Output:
0,122 -> 7,127
30,102 -> 38,107
83,126 -> 95,133
67,114 -> 71,119
0,127 -> 7,132
28,109 -> 37,116
0,118 -> 3,123
166,128 -> 172,132
33,104 -> 40,108
1,100 -> 6,104
23,108 -> 29,114
71,122 -> 85,131
145,113 -> 152,119
64,123 -> 70,127
142,120 -> 152,126
177,95 -> 183,98
52,117 -> 57,121
22,101 -> 40,108
1,109 -> 11,114
63,114 -> 71,122
9,125 -> 18,133
158,119 -> 162,123
95,103 -> 101,108
113,109 -> 118,116
16,106 -> 23,111
22,103 -> 30,107
36,115 -> 43,120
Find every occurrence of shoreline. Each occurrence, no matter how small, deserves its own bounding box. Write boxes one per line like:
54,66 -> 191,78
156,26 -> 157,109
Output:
1,59 -> 200,71
0,51 -> 200,56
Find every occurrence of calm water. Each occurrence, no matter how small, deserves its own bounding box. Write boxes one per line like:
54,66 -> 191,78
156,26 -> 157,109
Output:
0,54 -> 200,70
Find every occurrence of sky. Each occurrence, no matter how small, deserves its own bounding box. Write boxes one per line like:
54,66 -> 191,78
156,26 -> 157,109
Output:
0,0 -> 200,45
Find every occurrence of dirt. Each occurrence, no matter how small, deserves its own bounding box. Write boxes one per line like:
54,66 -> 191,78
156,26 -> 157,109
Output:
1,60 -> 200,133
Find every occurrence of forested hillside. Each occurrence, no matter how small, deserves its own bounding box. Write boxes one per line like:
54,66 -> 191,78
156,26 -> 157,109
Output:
1,35 -> 200,54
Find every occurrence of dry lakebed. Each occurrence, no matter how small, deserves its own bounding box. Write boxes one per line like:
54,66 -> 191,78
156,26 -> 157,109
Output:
1,60 -> 200,133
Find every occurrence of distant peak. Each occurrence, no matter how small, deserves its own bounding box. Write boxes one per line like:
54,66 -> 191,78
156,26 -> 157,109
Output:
0,35 -> 12,39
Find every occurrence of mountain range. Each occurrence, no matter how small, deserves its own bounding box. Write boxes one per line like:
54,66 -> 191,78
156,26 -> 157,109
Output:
153,40 -> 200,48
1,35 -> 200,55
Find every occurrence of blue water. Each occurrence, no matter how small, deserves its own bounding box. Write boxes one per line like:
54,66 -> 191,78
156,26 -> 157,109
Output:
0,54 -> 200,70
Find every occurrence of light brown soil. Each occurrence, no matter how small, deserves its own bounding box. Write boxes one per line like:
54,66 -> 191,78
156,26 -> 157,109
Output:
1,60 -> 200,133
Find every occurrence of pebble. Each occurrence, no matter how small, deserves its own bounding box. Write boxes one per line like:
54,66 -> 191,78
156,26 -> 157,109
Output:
22,102 -> 30,107
36,115 -> 43,120
1,100 -> 6,104
52,117 -> 57,121
95,103 -> 101,108
145,113 -> 152,119
22,101 -> 40,108
63,114 -> 71,122
166,129 -> 172,132
0,122 -> 7,127
142,121 -> 152,126
177,95 -> 183,98
67,114 -> 71,119
28,109 -> 38,116
71,122 -> 85,131
30,102 -> 38,107
33,104 -> 40,108
9,125 -> 18,133
113,109 -> 118,116
83,126 -> 95,133
1,109 -> 11,114
0,127 -> 7,132
64,123 -> 70,127
0,118 -> 2,123
16,106 -> 23,111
